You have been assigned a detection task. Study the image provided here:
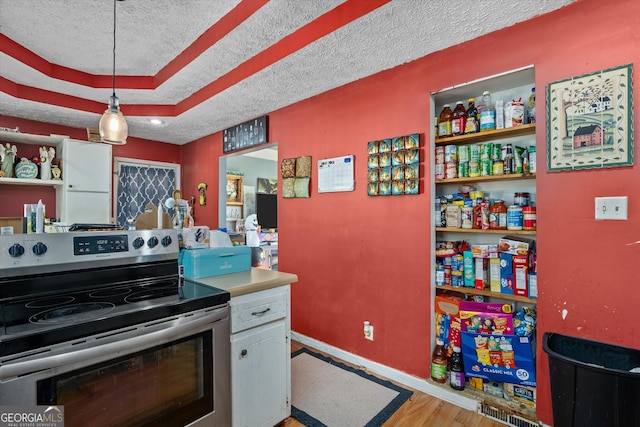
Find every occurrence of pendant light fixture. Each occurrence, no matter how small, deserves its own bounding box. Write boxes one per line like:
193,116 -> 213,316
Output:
99,0 -> 128,145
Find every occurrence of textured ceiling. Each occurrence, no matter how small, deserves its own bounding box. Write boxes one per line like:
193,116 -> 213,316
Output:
0,0 -> 575,145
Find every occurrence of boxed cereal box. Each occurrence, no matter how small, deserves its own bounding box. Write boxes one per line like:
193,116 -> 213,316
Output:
500,252 -> 515,295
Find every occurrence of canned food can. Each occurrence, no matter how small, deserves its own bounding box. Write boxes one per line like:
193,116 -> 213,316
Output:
458,162 -> 469,178
445,162 -> 458,179
523,206 -> 537,230
434,163 -> 445,180
451,272 -> 463,287
443,265 -> 452,286
507,205 -> 523,230
492,161 -> 504,175
435,265 -> 445,286
469,144 -> 480,162
457,145 -> 470,163
480,143 -> 492,160
435,146 -> 445,164
480,158 -> 492,176
469,160 -> 480,177
445,145 -> 458,163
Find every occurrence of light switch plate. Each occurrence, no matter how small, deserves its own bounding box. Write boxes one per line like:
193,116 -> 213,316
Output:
595,196 -> 628,220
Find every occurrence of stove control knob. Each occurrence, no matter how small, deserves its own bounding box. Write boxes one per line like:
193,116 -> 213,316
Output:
132,237 -> 145,249
32,242 -> 48,256
147,236 -> 159,248
8,243 -> 25,258
161,236 -> 172,247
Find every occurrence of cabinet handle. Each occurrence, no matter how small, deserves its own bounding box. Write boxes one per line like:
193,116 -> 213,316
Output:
251,307 -> 271,317
241,349 -> 248,357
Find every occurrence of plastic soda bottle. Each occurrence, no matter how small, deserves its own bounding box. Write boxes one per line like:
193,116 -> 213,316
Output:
477,91 -> 496,132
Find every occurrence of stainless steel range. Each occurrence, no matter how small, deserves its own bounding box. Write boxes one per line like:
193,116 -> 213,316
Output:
0,230 -> 231,427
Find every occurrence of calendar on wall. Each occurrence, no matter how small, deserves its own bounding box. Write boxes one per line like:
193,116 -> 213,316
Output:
318,155 -> 354,193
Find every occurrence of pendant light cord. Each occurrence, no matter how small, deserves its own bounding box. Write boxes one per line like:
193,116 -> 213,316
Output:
111,0 -> 117,97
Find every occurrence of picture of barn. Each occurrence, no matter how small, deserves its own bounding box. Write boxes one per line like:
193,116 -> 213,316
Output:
573,124 -> 604,148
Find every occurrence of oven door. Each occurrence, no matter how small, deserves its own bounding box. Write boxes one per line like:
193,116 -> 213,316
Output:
0,306 -> 230,427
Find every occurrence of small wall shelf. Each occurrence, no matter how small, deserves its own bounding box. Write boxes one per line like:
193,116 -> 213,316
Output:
0,177 -> 63,187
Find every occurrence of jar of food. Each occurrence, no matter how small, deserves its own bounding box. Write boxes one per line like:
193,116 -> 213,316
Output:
514,192 -> 530,207
489,200 -> 507,230
523,206 -> 537,230
507,205 -> 523,230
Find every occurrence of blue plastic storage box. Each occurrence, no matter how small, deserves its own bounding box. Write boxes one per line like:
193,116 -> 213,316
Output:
180,246 -> 251,279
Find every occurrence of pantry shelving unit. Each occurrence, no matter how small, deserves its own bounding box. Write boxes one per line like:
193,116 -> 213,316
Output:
429,66 -> 538,421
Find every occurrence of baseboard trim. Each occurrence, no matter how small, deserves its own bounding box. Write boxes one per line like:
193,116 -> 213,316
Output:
291,331 -> 479,412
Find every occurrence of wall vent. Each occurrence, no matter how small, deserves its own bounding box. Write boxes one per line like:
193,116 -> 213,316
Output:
479,403 -> 539,427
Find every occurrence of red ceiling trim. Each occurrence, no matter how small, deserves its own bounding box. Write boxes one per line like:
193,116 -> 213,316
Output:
177,0 -> 391,113
0,0 -> 266,90
154,0 -> 270,86
1,0 -> 390,118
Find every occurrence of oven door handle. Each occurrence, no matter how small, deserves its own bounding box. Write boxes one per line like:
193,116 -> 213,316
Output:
0,310 -> 223,380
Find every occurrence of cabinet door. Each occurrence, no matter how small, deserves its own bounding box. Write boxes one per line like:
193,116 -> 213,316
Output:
62,191 -> 111,224
63,139 -> 111,192
231,320 -> 288,427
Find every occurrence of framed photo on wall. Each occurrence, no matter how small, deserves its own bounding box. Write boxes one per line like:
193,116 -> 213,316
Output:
547,63 -> 633,171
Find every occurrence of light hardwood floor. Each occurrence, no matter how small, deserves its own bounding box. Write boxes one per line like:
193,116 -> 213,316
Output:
282,341 -> 506,427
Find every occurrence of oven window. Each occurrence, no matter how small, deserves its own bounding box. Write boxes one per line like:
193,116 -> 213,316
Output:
37,331 -> 213,427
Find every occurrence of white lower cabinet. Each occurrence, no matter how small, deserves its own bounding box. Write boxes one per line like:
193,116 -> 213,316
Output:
230,285 -> 290,427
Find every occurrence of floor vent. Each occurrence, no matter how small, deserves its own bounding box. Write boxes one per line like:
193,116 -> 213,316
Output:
479,403 -> 539,427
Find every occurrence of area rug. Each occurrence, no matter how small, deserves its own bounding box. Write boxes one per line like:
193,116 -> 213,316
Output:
291,348 -> 413,427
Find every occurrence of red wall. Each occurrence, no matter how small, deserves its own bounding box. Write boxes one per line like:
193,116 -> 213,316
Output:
201,0 -> 636,424
180,134 -> 221,227
3,0 -> 639,424
0,116 -> 181,218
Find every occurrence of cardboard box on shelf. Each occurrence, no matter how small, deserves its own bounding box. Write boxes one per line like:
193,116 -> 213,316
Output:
435,293 -> 463,316
472,244 -> 498,258
475,258 -> 488,289
528,273 -> 538,299
498,236 -> 535,256
513,255 -> 528,297
461,332 -> 536,387
489,258 -> 501,293
503,383 -> 537,407
500,252 -> 515,295
0,217 -> 25,234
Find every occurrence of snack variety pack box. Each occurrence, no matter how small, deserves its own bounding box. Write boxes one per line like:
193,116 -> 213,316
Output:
461,332 -> 536,386
459,301 -> 514,335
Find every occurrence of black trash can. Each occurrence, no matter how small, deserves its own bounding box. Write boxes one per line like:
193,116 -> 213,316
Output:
543,332 -> 640,427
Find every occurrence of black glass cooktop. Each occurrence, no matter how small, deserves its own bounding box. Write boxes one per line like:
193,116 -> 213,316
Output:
0,260 -> 229,357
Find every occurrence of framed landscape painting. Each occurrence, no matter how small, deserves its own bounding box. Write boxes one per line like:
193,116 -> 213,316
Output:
547,64 -> 633,171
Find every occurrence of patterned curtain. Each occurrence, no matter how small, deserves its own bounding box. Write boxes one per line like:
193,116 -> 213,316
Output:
116,164 -> 177,227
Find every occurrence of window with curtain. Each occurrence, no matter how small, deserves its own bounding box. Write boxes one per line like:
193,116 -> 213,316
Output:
114,158 -> 180,228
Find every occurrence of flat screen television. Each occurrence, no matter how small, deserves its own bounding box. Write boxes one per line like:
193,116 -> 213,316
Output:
256,193 -> 277,230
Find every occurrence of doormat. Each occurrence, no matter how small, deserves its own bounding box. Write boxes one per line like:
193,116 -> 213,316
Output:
291,348 -> 413,427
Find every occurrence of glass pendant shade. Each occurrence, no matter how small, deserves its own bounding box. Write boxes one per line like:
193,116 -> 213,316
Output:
99,95 -> 128,145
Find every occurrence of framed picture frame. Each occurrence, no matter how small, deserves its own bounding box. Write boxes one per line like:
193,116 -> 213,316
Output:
547,64 -> 633,171
226,174 -> 244,205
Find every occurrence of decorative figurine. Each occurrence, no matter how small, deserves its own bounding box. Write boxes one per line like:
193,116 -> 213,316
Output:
39,146 -> 55,180
0,143 -> 17,178
15,158 -> 38,179
245,214 -> 261,247
51,164 -> 62,180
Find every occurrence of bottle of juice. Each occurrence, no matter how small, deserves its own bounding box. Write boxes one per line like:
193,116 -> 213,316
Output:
438,105 -> 453,138
477,91 -> 496,132
431,339 -> 448,383
451,101 -> 466,136
464,98 -> 479,134
489,199 -> 507,230
449,346 -> 465,391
